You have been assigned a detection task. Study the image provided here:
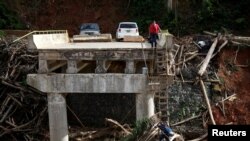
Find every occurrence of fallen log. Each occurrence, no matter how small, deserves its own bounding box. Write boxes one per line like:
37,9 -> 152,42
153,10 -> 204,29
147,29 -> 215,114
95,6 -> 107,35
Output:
171,113 -> 202,127
197,39 -> 228,67
204,30 -> 250,45
199,80 -> 216,125
175,53 -> 198,66
176,45 -> 184,75
230,36 -> 250,44
105,118 -> 132,136
198,37 -> 218,76
231,40 -> 250,47
203,31 -> 217,36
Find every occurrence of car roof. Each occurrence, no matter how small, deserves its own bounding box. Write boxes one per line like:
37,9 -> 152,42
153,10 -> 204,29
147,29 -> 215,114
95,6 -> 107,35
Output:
80,23 -> 100,30
119,22 -> 137,24
81,23 -> 99,25
80,23 -> 99,27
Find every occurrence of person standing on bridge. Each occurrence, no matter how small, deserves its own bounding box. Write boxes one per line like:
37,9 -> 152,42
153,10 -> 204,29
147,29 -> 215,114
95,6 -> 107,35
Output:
149,20 -> 161,48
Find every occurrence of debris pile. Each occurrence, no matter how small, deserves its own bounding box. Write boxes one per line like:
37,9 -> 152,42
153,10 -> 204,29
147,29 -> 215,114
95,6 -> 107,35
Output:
0,38 -> 47,140
0,30 -> 249,140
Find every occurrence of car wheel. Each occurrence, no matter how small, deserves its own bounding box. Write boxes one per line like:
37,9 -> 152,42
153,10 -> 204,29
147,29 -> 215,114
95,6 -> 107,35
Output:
116,38 -> 122,42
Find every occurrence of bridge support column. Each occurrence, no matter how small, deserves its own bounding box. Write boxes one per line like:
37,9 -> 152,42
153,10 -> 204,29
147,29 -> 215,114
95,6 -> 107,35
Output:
66,60 -> 77,73
136,93 -> 155,120
95,60 -> 107,73
48,93 -> 68,141
136,67 -> 154,120
38,59 -> 48,73
125,60 -> 135,74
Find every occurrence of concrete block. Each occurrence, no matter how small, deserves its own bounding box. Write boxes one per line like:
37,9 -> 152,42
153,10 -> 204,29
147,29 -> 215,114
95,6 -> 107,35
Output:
27,74 -> 146,93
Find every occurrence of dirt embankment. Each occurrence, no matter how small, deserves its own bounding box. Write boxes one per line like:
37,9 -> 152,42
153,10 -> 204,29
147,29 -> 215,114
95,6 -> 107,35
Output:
214,47 -> 250,124
6,0 -> 128,37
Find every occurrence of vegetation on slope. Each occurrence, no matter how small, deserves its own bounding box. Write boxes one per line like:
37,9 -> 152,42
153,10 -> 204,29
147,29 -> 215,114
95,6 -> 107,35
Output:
129,0 -> 250,35
1,0 -> 250,36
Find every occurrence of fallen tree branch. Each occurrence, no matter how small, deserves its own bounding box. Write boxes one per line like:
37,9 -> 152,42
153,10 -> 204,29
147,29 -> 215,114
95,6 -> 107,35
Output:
138,123 -> 159,141
197,39 -> 228,67
203,31 -> 217,36
171,113 -> 202,126
67,105 -> 85,128
231,40 -> 250,47
1,80 -> 27,92
199,80 -> 216,125
105,118 -> 132,136
211,39 -> 228,59
230,36 -> 250,44
198,37 -> 218,76
175,53 -> 198,66
216,93 -> 237,104
234,46 -> 240,64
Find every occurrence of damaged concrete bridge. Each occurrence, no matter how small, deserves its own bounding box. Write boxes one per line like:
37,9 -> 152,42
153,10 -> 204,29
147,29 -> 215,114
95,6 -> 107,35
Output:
26,30 -> 175,141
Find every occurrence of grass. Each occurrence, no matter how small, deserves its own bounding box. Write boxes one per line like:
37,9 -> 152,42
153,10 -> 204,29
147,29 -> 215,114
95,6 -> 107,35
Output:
121,118 -> 150,141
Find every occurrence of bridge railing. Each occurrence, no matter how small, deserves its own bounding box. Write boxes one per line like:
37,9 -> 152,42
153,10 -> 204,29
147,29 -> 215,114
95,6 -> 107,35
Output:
24,30 -> 69,49
13,30 -> 68,43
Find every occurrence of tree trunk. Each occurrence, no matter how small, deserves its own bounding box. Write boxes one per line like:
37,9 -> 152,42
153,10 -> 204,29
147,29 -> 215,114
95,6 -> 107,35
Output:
198,37 -> 218,76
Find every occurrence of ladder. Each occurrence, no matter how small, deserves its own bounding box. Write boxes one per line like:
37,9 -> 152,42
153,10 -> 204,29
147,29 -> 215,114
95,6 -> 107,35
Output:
149,45 -> 178,121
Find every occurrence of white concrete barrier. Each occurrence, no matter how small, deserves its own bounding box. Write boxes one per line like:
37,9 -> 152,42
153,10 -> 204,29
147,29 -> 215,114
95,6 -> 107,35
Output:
27,30 -> 69,49
32,31 -> 69,49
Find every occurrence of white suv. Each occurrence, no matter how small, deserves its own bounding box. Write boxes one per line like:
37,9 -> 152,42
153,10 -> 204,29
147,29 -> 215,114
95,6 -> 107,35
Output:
116,22 -> 139,40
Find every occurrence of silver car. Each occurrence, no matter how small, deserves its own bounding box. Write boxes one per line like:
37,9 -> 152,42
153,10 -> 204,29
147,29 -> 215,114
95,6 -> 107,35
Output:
79,23 -> 100,35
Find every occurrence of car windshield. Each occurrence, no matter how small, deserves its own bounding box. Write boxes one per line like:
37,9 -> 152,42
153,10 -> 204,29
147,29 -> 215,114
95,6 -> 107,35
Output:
80,24 -> 99,30
120,23 -> 136,28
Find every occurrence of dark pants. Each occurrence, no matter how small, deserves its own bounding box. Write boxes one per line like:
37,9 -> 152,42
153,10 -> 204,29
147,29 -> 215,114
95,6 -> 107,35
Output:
150,33 -> 158,47
159,134 -> 168,141
159,133 -> 173,141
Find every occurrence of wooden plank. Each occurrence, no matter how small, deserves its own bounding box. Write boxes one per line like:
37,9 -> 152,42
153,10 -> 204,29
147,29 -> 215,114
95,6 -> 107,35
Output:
48,61 -> 67,72
77,62 -> 90,72
72,34 -> 112,42
123,36 -> 145,42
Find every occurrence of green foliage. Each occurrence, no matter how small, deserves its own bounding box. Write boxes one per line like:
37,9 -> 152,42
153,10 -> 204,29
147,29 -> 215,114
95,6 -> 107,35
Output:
0,30 -> 5,37
128,0 -> 188,35
194,0 -> 250,32
0,1 -> 25,29
121,118 -> 150,141
129,0 -> 168,35
129,0 -> 250,35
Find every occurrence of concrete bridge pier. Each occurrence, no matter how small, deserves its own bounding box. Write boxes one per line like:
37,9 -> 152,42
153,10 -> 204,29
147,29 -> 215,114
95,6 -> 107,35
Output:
136,93 -> 155,120
48,93 -> 69,141
136,67 -> 155,120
